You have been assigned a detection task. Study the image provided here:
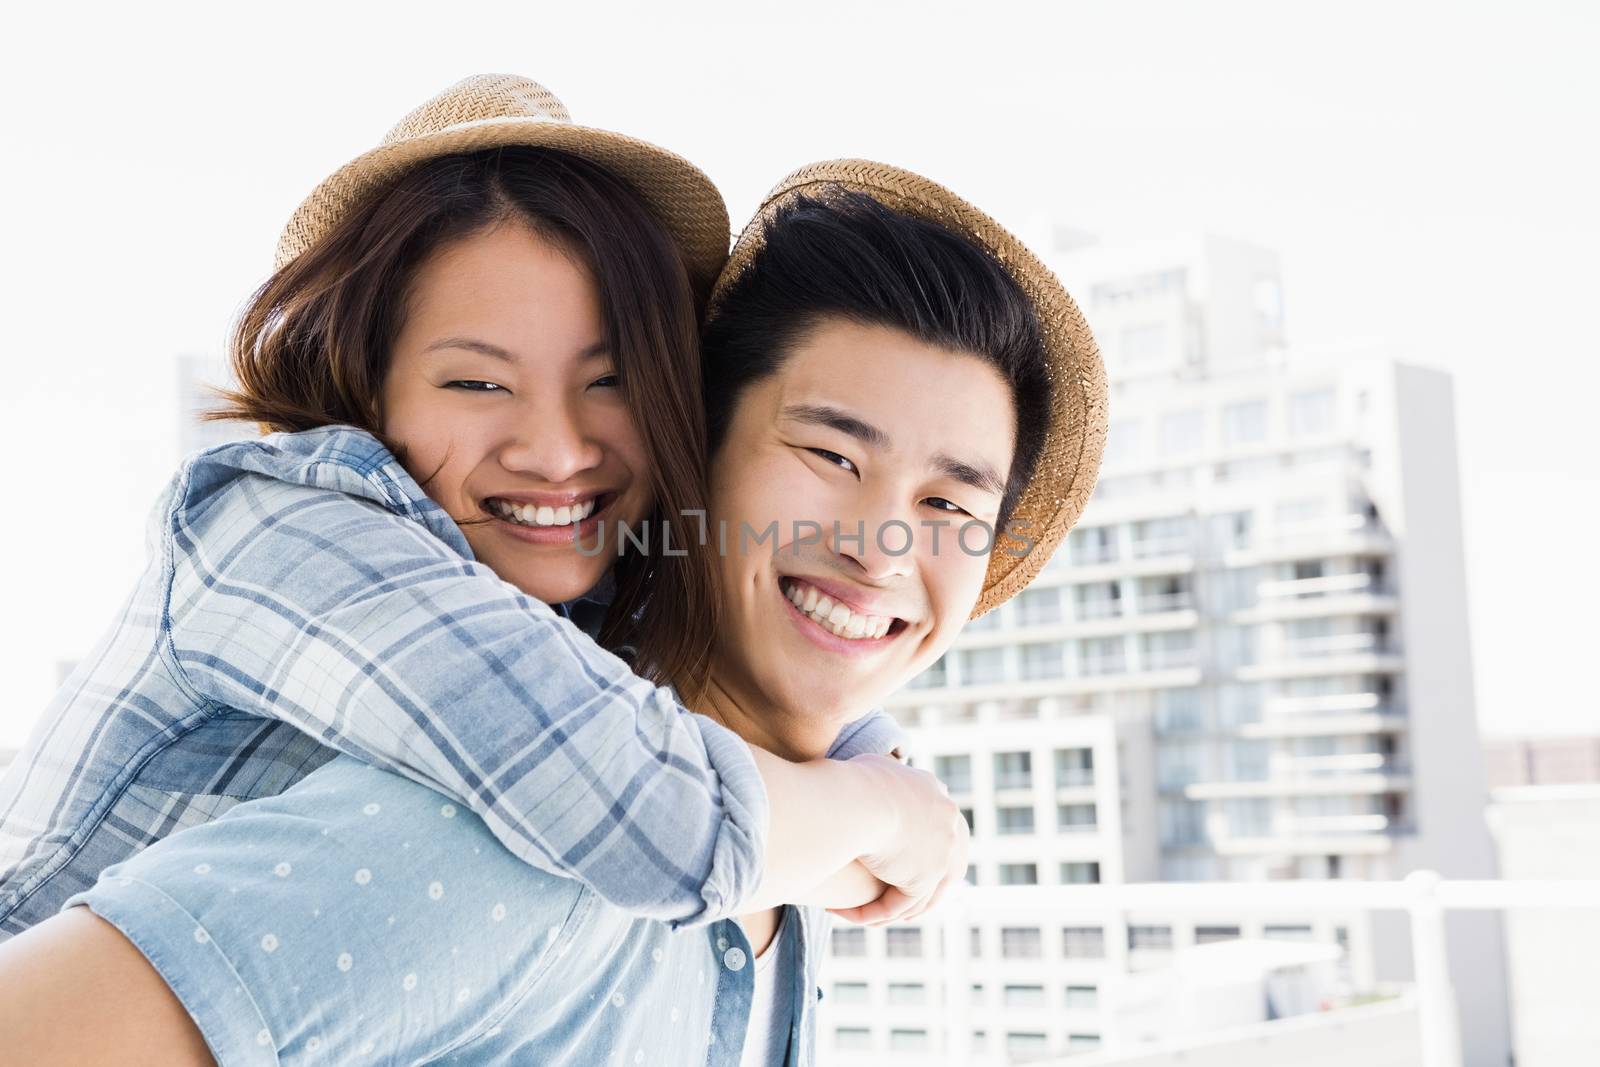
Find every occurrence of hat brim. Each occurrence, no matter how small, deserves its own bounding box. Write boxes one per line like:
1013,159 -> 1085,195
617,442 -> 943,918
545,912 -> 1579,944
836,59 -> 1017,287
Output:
710,160 -> 1108,618
274,117 -> 731,303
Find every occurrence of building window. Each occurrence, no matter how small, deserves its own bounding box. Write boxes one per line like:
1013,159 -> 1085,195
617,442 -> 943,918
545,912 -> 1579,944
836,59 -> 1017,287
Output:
887,983 -> 926,1006
1055,748 -> 1095,788
1068,1034 -> 1103,1052
972,1030 -> 988,1053
996,805 -> 1036,835
1195,925 -> 1241,944
1133,515 -> 1189,558
1021,642 -> 1066,680
1073,579 -> 1122,620
1016,587 -> 1063,626
1288,387 -> 1337,438
1080,636 -> 1126,676
1222,399 -> 1269,445
961,647 -> 1007,686
1120,322 -> 1169,366
1057,802 -> 1097,833
1264,924 -> 1315,941
1001,927 -> 1043,959
970,926 -> 984,958
999,863 -> 1039,886
1129,925 -> 1174,951
831,928 -> 866,957
1159,799 -> 1205,846
1159,409 -> 1205,456
1070,526 -> 1118,566
994,751 -> 1033,790
935,754 -> 972,793
1062,926 -> 1105,959
885,927 -> 924,958
833,981 -> 870,1004
1060,861 -> 1101,885
835,1027 -> 872,1051
1103,418 -> 1142,466
1064,985 -> 1099,1012
889,1029 -> 930,1053
1006,1031 -> 1051,1059
1003,984 -> 1046,1009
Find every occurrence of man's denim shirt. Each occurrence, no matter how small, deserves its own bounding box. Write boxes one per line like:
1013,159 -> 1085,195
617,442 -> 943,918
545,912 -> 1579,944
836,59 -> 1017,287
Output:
65,712 -> 908,1066
0,425 -> 775,936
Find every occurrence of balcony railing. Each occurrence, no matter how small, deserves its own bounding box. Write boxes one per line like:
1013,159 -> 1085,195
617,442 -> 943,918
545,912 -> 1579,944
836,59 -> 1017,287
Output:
1258,572 -> 1374,600
1131,535 -> 1190,560
1075,599 -> 1124,621
821,876 -> 1600,1067
1280,632 -> 1385,659
1137,592 -> 1193,614
1073,543 -> 1120,565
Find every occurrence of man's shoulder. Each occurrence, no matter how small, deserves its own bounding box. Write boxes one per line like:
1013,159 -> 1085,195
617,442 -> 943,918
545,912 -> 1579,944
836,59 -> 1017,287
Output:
825,709 -> 907,762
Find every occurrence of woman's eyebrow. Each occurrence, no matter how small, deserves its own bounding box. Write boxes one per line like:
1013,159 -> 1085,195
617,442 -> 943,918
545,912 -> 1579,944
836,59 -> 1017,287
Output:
424,337 -> 517,362
424,338 -> 610,362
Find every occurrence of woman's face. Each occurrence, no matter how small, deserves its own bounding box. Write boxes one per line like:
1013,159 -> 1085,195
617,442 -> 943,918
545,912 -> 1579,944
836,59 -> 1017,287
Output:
380,220 -> 653,604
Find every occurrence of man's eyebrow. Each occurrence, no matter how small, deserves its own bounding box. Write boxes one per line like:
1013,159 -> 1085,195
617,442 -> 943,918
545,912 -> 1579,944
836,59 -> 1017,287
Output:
423,338 -> 609,362
934,453 -> 1008,497
785,403 -> 1007,494
781,404 -> 891,450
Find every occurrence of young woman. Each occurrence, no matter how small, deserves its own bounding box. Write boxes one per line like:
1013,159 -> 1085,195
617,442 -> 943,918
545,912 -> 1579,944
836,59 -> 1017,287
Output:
0,75 -> 964,953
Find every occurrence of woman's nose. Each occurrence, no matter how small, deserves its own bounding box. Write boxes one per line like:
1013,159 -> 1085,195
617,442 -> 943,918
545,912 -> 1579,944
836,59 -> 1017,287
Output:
495,398 -> 604,484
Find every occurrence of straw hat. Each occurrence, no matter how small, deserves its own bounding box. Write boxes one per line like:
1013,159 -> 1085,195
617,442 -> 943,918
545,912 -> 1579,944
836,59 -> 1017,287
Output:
273,74 -> 730,300
709,160 -> 1108,617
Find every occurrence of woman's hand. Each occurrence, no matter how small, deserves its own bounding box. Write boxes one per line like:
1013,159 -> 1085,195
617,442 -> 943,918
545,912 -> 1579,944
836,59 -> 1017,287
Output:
827,752 -> 969,926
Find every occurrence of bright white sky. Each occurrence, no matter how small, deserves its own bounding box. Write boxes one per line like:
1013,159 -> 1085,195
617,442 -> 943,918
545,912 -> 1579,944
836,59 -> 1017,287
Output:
0,0 -> 1594,745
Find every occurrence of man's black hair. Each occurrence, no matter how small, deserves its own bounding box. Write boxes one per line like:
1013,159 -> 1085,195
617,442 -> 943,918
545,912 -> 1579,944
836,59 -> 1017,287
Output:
702,189 -> 1051,528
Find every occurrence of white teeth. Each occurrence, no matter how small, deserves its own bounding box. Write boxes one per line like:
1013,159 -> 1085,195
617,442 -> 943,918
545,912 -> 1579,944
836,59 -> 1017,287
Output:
493,498 -> 599,528
783,579 -> 895,642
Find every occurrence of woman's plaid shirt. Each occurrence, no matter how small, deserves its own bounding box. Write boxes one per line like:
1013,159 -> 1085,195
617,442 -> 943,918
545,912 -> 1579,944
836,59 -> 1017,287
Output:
0,426 -> 768,937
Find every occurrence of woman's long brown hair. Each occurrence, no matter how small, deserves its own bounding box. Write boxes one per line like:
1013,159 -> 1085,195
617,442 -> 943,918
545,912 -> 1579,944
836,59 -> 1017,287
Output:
208,146 -> 717,699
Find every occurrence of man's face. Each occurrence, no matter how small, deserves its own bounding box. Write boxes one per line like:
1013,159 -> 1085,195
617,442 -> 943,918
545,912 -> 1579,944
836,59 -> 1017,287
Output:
707,318 -> 1016,755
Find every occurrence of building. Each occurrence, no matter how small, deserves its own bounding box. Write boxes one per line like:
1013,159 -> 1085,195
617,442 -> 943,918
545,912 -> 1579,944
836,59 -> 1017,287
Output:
817,232 -> 1510,1064
1484,735 -> 1600,789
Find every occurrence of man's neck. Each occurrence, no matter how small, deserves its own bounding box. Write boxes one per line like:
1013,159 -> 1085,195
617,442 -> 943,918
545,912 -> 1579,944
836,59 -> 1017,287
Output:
689,674 -> 824,763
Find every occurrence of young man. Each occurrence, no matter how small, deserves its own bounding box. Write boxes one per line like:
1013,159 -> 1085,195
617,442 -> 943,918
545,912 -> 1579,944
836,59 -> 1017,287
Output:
0,163 -> 1107,1066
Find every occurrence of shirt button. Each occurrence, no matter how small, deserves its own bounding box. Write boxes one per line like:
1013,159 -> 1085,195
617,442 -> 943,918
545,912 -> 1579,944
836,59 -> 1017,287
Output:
723,947 -> 747,972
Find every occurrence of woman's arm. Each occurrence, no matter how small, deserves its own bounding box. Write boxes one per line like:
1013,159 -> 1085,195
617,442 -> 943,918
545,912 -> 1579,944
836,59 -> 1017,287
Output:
165,464 -> 963,927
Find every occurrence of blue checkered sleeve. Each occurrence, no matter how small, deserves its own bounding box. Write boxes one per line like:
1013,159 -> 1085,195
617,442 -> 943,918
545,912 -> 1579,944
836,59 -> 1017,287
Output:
157,439 -> 766,927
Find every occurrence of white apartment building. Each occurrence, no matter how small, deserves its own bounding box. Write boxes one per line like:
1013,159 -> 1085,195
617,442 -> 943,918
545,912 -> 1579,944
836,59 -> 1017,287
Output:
816,234 -> 1510,1065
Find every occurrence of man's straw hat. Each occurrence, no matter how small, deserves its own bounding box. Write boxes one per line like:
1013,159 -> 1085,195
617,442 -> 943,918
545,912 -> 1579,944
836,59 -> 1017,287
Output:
273,74 -> 730,300
710,160 -> 1108,617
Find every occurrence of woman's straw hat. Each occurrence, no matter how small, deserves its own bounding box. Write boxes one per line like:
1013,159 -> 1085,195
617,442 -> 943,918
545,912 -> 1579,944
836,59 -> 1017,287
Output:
710,160 -> 1108,617
273,74 -> 730,300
